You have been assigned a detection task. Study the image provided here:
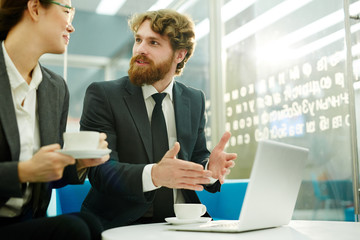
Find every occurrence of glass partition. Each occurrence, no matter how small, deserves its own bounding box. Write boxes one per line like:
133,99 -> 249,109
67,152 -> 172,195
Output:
222,0 -> 358,221
349,0 -> 360,222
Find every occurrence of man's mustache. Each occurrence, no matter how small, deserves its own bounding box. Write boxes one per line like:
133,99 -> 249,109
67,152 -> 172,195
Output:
131,55 -> 153,64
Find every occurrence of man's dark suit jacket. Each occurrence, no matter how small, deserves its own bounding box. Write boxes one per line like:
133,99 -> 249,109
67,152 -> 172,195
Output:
80,76 -> 221,229
0,45 -> 81,219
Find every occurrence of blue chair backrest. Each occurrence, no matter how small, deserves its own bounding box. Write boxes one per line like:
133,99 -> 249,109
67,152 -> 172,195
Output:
56,179 -> 91,215
217,180 -> 248,219
196,179 -> 248,220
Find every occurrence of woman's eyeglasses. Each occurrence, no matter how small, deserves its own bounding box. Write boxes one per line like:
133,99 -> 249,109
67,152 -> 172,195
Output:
49,1 -> 75,24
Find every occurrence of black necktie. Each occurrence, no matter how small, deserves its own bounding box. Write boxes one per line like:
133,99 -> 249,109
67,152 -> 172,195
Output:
151,93 -> 174,221
151,93 -> 169,162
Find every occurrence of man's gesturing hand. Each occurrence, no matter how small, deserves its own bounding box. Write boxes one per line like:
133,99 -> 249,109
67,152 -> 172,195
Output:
151,142 -> 212,191
208,132 -> 237,184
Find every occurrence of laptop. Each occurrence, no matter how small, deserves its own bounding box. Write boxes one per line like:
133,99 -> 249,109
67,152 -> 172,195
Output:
170,140 -> 308,233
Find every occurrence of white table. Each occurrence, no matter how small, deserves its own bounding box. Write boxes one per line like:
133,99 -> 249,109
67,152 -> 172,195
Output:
102,220 -> 360,240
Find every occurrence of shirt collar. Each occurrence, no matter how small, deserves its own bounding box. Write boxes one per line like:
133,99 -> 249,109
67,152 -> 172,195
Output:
2,42 -> 42,91
142,80 -> 174,102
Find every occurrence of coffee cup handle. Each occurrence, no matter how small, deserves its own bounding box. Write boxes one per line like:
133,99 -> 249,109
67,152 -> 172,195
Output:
201,205 -> 207,216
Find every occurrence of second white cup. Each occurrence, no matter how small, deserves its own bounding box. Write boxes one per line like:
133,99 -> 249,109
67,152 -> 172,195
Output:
63,131 -> 100,150
174,203 -> 207,219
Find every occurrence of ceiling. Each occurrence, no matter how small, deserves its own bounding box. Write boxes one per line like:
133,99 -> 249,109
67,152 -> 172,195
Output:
72,0 -> 190,17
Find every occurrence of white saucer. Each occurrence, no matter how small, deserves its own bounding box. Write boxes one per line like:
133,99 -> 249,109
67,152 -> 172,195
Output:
165,217 -> 212,225
56,149 -> 111,159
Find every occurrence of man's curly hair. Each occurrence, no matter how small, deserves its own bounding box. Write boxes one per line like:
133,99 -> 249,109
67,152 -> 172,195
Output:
129,9 -> 196,76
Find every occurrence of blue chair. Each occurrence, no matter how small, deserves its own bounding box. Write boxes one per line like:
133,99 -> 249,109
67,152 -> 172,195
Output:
56,179 -> 91,215
53,179 -> 248,219
311,174 -> 332,219
311,175 -> 354,220
345,207 -> 355,221
196,179 -> 248,220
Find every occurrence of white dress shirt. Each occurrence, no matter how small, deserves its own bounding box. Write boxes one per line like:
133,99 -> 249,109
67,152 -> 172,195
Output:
0,42 -> 42,217
141,80 -> 216,204
141,81 -> 187,203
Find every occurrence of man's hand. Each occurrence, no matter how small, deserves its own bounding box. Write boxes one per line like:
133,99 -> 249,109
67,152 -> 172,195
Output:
76,132 -> 110,171
208,132 -> 237,184
18,144 -> 76,183
151,142 -> 212,191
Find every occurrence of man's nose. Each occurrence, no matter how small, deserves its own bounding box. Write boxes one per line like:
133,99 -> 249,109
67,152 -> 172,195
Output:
135,42 -> 148,55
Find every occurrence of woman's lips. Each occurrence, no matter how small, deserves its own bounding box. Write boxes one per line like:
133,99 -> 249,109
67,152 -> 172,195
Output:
63,35 -> 70,44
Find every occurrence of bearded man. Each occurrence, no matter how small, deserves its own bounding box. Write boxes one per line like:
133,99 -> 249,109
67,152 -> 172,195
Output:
79,9 -> 237,230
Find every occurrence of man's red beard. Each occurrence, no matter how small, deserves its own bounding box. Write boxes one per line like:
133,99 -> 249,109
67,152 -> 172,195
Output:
128,54 -> 174,86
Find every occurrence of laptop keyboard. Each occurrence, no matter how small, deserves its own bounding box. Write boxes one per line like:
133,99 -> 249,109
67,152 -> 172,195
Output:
201,221 -> 241,229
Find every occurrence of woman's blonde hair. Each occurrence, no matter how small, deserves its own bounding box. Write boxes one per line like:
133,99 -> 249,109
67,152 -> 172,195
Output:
129,9 -> 196,76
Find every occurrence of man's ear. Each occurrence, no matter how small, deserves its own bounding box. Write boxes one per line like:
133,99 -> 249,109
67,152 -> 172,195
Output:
27,0 -> 41,22
175,49 -> 188,63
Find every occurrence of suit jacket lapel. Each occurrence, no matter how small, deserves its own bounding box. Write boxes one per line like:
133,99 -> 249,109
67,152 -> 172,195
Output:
37,67 -> 59,146
0,45 -> 20,162
33,67 -> 63,216
123,80 -> 153,163
173,82 -> 191,160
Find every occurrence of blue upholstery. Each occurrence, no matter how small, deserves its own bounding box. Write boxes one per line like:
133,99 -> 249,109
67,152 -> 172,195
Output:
196,179 -> 248,220
311,175 -> 354,220
56,179 -> 91,215
345,207 -> 355,222
53,179 -> 248,219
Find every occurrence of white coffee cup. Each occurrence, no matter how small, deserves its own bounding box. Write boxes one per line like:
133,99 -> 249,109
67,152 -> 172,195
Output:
63,131 -> 100,150
174,203 -> 207,219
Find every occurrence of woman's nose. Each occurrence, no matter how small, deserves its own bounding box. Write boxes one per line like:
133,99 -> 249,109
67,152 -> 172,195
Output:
67,24 -> 75,33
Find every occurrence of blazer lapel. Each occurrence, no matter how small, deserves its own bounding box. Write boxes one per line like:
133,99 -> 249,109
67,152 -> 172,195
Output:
173,82 -> 191,160
123,81 -> 153,163
0,45 -> 20,162
37,68 -> 59,146
33,67 -> 62,216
